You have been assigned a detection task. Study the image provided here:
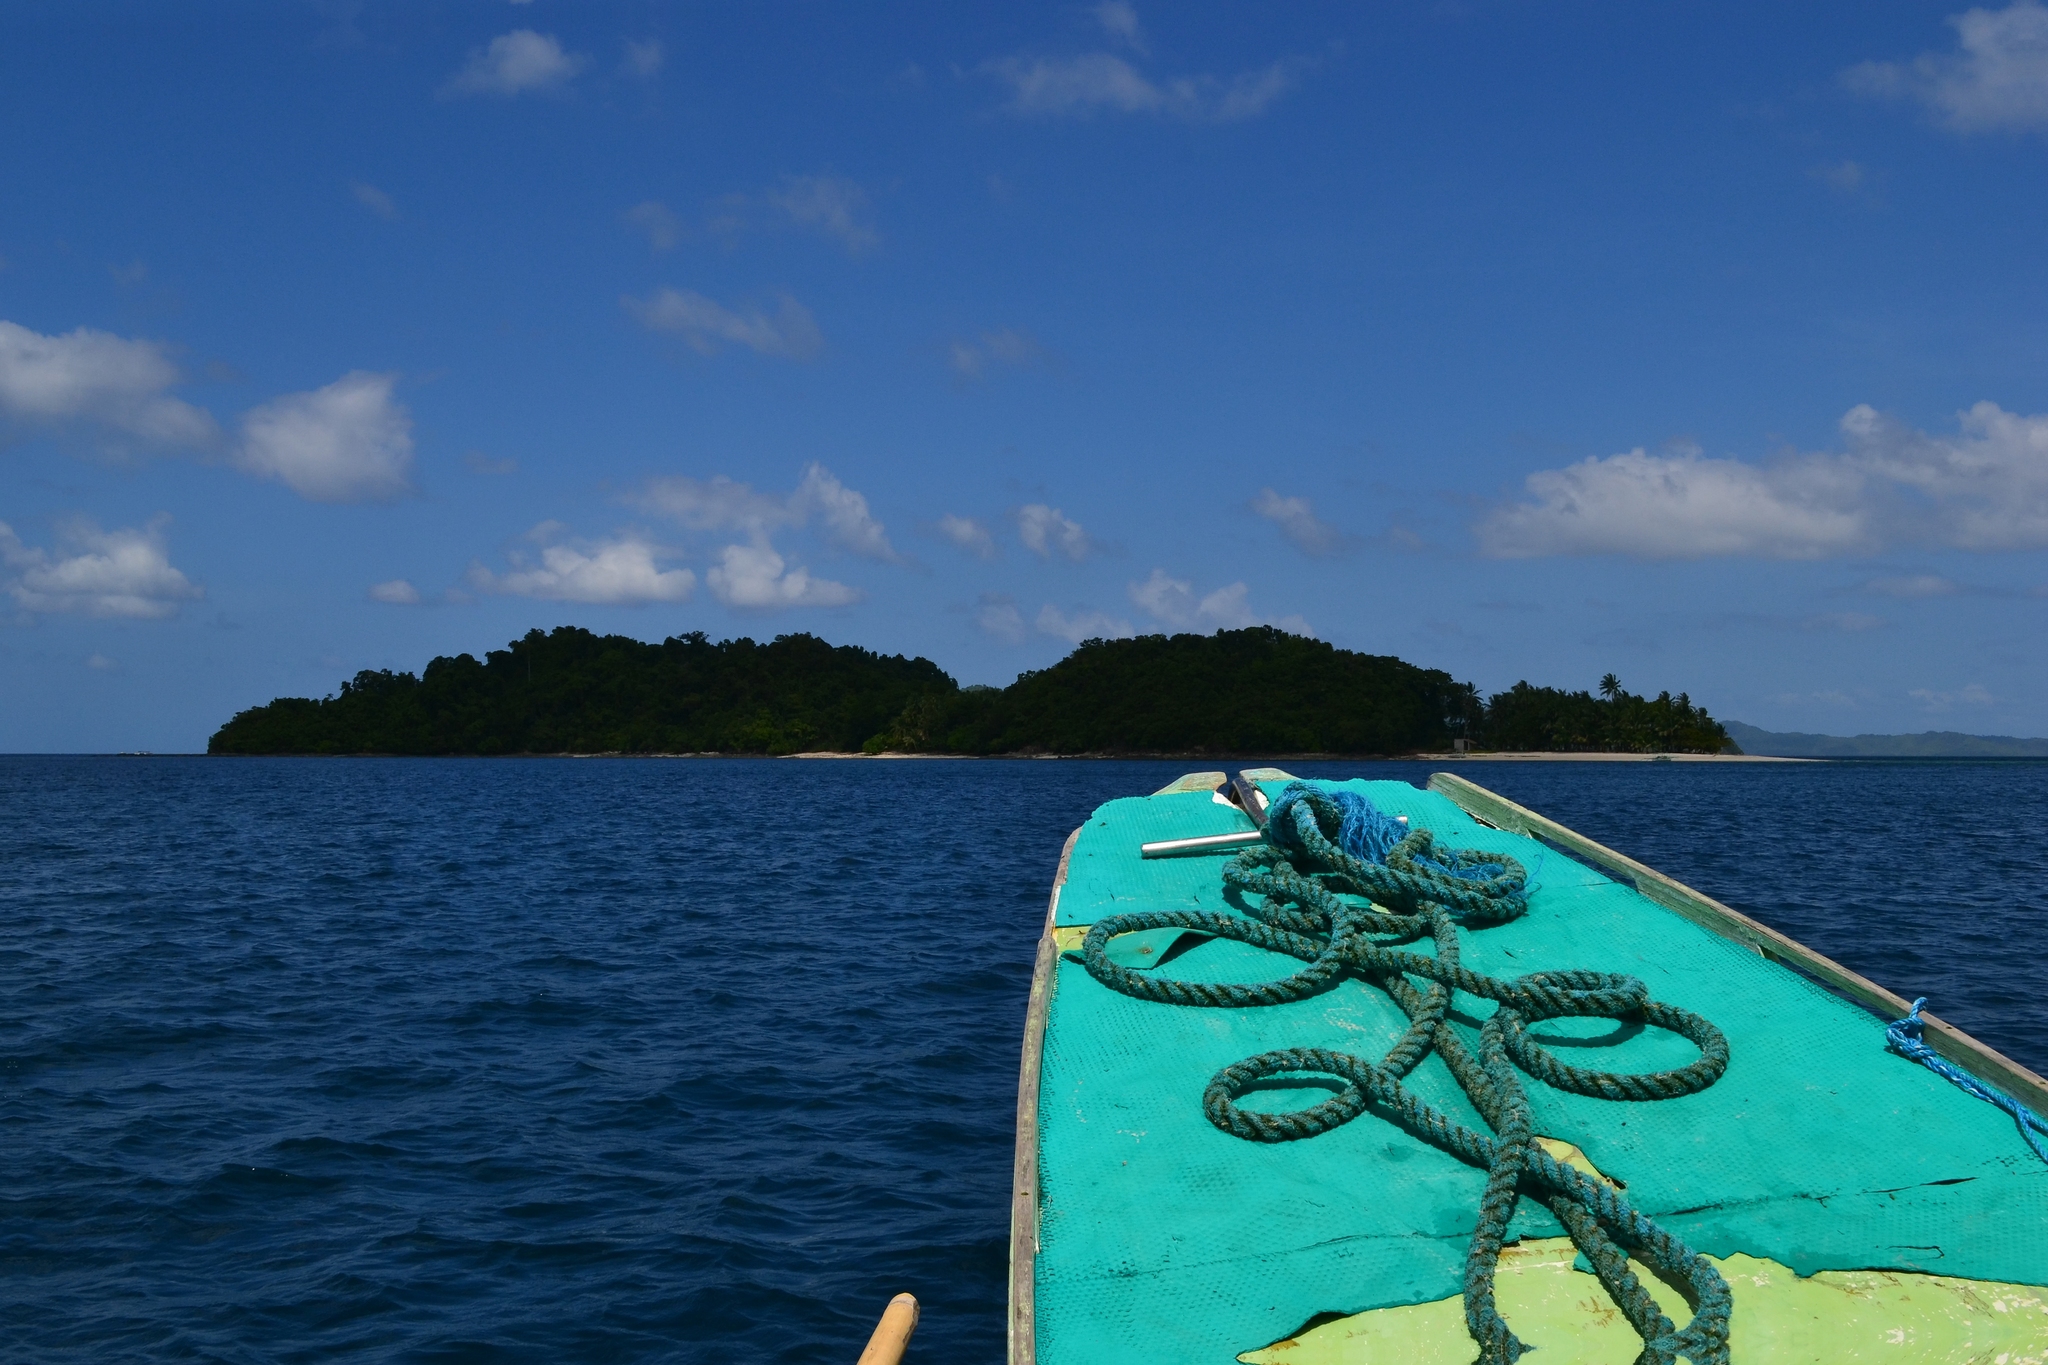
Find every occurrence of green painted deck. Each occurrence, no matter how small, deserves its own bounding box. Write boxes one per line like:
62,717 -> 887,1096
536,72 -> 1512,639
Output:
1018,776 -> 2048,1364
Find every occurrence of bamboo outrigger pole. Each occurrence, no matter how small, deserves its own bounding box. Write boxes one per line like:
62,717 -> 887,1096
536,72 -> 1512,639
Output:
856,1293 -> 920,1365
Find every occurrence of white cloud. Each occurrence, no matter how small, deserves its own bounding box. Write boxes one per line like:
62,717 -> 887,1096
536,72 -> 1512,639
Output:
986,52 -> 1301,122
625,200 -> 683,251
1095,1 -> 1147,53
1910,682 -> 1997,710
622,288 -> 822,360
87,652 -> 118,670
769,175 -> 878,253
1479,400 -> 2048,558
351,181 -> 398,219
938,513 -> 997,559
976,593 -> 1025,641
1868,574 -> 1960,597
1127,567 -> 1311,635
1036,603 -> 1135,642
0,516 -> 202,619
465,450 -> 518,475
1250,488 -> 1344,556
443,30 -> 589,97
470,531 -> 694,605
1844,1 -> 2048,131
640,473 -> 795,533
949,328 -> 1044,381
1018,503 -> 1093,560
368,578 -> 421,604
792,463 -> 899,561
0,320 -> 218,448
623,38 -> 663,78
706,537 -> 859,608
1811,160 -> 1866,193
238,371 -> 414,503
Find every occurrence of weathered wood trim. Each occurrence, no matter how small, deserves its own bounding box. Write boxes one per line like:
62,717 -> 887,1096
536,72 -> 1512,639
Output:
1010,825 -> 1080,1365
1427,771 -> 2048,1115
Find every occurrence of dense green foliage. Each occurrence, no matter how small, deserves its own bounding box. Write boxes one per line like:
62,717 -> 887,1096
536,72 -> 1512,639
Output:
1481,677 -> 1734,754
208,625 -> 1731,757
209,628 -> 952,755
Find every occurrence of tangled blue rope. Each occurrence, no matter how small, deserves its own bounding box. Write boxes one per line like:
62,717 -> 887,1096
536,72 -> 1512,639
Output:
1081,782 -> 1731,1364
1886,997 -> 2048,1164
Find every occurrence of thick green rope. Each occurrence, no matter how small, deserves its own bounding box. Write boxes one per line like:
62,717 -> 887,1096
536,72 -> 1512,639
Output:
1079,788 -> 1734,1365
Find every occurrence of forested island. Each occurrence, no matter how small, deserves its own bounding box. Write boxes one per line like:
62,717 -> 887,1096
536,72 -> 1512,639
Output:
207,625 -> 1733,757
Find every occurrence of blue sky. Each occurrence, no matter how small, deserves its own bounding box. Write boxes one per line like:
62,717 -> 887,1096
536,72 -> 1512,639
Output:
7,1 -> 2048,751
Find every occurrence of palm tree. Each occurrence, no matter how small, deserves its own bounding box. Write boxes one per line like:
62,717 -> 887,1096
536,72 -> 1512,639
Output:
1598,673 -> 1621,702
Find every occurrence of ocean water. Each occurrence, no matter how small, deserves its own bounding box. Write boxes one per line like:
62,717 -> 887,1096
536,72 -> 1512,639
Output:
5,755 -> 2045,1363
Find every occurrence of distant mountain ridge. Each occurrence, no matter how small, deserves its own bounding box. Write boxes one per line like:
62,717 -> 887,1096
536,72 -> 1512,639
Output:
1725,720 -> 2048,758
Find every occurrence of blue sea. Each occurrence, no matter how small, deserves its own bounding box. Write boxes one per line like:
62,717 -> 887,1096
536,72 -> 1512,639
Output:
7,756 -> 2047,1363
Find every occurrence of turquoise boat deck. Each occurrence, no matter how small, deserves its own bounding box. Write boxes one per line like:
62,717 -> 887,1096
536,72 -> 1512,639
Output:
1013,775 -> 2048,1364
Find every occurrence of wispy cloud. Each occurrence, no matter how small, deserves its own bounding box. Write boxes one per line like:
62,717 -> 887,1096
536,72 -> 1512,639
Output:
622,288 -> 823,359
1910,682 -> 1997,710
1128,567 -> 1311,635
624,201 -> 683,251
640,464 -> 899,562
1018,503 -> 1093,561
1094,1 -> 1148,54
1036,603 -> 1134,642
986,49 -> 1304,123
1250,488 -> 1345,556
1,515 -> 202,619
368,578 -> 421,604
1867,574 -> 1960,598
1809,159 -> 1867,193
468,528 -> 694,605
948,328 -> 1045,382
976,593 -> 1025,641
1478,401 -> 2048,558
937,514 -> 997,559
238,371 -> 414,504
622,38 -> 663,79
1844,1 -> 2048,131
768,175 -> 878,253
350,181 -> 398,219
0,319 -> 219,450
442,30 -> 589,98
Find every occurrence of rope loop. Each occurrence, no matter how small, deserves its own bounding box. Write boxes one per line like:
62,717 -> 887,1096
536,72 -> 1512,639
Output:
1078,782 -> 1734,1365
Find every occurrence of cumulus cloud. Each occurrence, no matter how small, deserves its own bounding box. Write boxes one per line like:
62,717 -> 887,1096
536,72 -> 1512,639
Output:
238,371 -> 414,503
768,175 -> 878,253
1,516 -> 202,619
706,538 -> 859,608
368,578 -> 421,604
1127,567 -> 1312,635
1036,603 -> 1135,643
443,30 -> 589,97
1478,400 -> 2048,559
793,463 -> 899,561
938,514 -> 997,559
1250,488 -> 1345,556
1018,503 -> 1093,561
625,200 -> 683,251
976,593 -> 1026,641
986,51 -> 1302,122
0,320 -> 218,449
622,287 -> 822,360
469,530 -> 694,605
1844,1 -> 2048,131
351,181 -> 398,219
948,328 -> 1044,381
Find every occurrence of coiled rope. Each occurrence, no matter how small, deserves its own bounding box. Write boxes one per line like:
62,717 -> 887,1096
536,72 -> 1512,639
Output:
1080,783 -> 1733,1365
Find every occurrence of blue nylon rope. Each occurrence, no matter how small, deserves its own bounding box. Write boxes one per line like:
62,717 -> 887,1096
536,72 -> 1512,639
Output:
1886,997 -> 2048,1164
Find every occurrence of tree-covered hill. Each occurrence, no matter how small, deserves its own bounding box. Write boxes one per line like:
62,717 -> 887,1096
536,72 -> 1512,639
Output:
207,625 -> 1733,757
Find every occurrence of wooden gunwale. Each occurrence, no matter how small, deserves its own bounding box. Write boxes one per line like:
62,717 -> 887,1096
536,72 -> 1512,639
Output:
1428,770 -> 2048,1115
1009,825 -> 1079,1365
